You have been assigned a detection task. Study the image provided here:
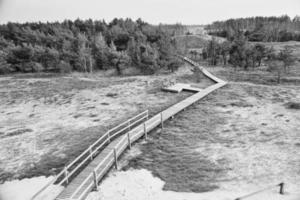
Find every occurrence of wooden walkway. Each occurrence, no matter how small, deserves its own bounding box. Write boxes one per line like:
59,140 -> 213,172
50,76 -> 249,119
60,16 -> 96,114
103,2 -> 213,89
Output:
162,83 -> 202,93
32,57 -> 227,200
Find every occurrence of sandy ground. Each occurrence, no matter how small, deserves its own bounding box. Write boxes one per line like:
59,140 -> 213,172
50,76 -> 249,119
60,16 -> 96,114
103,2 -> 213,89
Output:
0,176 -> 63,200
85,169 -> 300,200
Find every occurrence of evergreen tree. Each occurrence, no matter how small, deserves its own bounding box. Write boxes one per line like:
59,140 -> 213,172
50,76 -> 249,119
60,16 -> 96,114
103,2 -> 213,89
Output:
0,50 -> 11,74
93,33 -> 109,69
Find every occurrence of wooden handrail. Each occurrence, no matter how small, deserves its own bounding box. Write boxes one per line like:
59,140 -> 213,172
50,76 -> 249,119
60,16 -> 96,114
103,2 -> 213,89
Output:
70,150 -> 115,199
71,116 -> 150,199
61,57 -> 227,200
109,110 -> 148,134
62,110 -> 148,184
31,110 -> 148,200
71,125 -> 139,199
58,154 -> 91,185
108,114 -> 148,140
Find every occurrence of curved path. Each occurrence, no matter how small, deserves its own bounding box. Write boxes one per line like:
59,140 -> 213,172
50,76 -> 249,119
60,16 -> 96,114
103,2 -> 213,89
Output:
34,57 -> 227,200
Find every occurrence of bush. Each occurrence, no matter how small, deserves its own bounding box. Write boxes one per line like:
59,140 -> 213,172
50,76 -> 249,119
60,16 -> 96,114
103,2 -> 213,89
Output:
167,59 -> 182,72
57,61 -> 73,73
21,62 -> 44,73
31,62 -> 44,72
0,64 -> 11,74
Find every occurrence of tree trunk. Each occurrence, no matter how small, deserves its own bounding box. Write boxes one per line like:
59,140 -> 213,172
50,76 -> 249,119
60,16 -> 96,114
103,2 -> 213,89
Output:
89,56 -> 93,73
277,70 -> 281,84
83,57 -> 87,73
223,55 -> 226,65
116,59 -> 122,75
284,64 -> 287,73
252,60 -> 256,70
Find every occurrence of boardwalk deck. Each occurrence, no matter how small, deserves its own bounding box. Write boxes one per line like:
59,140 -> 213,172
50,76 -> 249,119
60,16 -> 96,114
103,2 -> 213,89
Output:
162,83 -> 202,93
33,57 -> 227,200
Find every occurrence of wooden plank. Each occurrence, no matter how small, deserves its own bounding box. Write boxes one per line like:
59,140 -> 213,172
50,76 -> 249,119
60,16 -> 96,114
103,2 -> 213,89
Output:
162,83 -> 202,93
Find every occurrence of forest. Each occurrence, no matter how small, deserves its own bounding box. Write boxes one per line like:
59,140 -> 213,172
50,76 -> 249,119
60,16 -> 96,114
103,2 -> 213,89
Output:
0,16 -> 299,78
206,15 -> 300,42
0,18 -> 184,74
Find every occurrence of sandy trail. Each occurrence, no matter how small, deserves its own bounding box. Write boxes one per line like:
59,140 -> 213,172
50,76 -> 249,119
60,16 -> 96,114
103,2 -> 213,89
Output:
86,169 -> 299,200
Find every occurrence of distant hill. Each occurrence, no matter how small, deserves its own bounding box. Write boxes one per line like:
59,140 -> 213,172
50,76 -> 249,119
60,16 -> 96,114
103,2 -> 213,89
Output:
186,25 -> 206,35
174,35 -> 208,50
173,32 -> 225,51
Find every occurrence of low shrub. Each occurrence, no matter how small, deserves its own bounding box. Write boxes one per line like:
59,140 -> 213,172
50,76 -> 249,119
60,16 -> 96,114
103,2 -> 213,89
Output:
285,102 -> 300,110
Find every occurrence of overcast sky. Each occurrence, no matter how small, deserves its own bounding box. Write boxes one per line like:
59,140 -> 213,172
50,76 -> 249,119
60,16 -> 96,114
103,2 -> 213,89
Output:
0,0 -> 299,25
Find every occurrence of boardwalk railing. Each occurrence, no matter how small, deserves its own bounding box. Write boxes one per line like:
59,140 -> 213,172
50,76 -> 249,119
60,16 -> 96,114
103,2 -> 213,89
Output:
68,112 -> 165,200
32,56 -> 228,200
31,110 -> 148,200
234,182 -> 285,200
56,58 -> 228,200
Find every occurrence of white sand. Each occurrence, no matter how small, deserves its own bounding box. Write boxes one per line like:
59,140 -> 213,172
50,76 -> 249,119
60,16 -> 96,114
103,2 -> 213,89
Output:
86,169 -> 300,200
0,176 -> 63,200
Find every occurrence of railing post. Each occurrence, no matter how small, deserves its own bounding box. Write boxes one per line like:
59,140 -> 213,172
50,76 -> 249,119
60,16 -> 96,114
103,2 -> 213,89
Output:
113,148 -> 118,170
89,146 -> 93,161
64,166 -> 69,184
160,112 -> 164,130
127,133 -> 131,149
144,122 -> 147,140
146,110 -> 149,120
93,169 -> 99,191
279,182 -> 285,195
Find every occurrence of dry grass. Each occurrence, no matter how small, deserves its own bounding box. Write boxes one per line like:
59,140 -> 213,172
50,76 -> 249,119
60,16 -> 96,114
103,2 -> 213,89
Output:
0,65 -> 212,182
127,82 -> 300,193
127,104 -> 227,192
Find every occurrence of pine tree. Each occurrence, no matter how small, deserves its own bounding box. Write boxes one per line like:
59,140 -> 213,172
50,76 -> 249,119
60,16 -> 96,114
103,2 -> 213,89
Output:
0,50 -> 11,74
93,33 -> 109,69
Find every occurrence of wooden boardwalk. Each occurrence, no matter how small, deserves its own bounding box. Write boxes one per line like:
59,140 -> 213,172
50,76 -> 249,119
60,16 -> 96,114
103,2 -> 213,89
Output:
32,57 -> 227,200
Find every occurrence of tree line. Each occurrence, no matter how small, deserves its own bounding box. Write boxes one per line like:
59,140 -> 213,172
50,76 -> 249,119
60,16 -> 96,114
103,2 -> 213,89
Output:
0,18 -> 185,74
206,15 -> 300,42
193,31 -> 297,83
